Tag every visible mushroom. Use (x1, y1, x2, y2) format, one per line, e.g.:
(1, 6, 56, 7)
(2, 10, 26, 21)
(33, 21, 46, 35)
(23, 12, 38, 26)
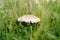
(18, 15, 40, 23)
(17, 15, 40, 40)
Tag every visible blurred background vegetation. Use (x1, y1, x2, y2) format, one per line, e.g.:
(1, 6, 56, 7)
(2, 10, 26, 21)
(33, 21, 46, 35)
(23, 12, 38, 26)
(0, 0, 60, 40)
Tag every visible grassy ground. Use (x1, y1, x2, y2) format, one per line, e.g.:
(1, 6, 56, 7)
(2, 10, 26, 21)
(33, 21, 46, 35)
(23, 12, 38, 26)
(0, 0, 60, 40)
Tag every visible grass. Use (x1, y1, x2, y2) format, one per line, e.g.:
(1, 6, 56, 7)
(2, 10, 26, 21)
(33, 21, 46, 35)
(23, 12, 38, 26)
(0, 0, 60, 40)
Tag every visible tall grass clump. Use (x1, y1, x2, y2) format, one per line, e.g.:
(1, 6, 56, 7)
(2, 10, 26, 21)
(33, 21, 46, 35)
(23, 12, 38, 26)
(0, 0, 60, 40)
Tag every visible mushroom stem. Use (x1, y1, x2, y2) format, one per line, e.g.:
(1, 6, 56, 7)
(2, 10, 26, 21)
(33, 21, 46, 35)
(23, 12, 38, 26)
(30, 25, 32, 40)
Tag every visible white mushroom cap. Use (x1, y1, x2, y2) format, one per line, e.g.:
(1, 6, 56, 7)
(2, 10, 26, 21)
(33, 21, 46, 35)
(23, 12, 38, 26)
(18, 15, 40, 23)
